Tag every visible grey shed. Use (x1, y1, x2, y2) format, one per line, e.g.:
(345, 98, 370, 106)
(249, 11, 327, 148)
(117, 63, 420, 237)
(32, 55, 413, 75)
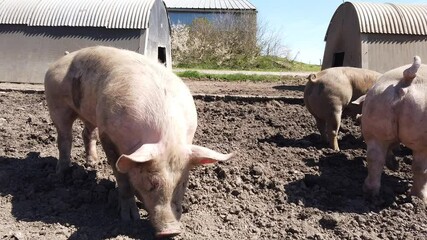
(0, 0, 171, 84)
(322, 1, 427, 73)
(163, 0, 257, 26)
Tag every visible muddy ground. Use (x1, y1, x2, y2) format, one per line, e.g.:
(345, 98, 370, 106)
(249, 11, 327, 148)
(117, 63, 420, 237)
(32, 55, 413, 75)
(0, 78, 426, 240)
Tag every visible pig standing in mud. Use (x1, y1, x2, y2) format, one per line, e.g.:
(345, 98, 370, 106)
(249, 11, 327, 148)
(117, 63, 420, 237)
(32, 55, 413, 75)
(44, 46, 234, 237)
(360, 56, 427, 203)
(304, 67, 381, 150)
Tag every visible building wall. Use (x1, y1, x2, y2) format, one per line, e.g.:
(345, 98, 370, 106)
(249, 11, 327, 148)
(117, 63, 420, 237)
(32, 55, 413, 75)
(361, 34, 427, 73)
(146, 0, 172, 68)
(0, 25, 141, 83)
(322, 4, 361, 70)
(323, 2, 427, 73)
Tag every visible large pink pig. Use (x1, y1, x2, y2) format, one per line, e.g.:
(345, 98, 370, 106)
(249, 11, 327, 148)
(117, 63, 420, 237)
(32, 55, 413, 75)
(361, 56, 427, 203)
(44, 46, 234, 237)
(304, 67, 381, 150)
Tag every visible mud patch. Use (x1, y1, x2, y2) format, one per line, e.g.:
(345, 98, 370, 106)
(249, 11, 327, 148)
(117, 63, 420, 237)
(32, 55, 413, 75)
(0, 81, 426, 239)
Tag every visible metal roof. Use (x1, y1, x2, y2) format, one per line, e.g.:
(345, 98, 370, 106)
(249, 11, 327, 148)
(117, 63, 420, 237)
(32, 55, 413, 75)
(163, 0, 256, 11)
(348, 2, 427, 35)
(0, 0, 157, 29)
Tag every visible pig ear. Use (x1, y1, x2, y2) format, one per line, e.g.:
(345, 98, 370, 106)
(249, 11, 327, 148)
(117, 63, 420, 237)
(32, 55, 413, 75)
(352, 95, 366, 105)
(116, 144, 160, 173)
(189, 145, 234, 166)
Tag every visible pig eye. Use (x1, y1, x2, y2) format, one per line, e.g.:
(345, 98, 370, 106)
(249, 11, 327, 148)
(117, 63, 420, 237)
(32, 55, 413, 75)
(148, 185, 156, 192)
(146, 176, 161, 192)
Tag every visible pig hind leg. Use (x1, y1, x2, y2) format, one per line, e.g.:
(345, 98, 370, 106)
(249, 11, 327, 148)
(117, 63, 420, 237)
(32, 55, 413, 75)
(363, 140, 391, 198)
(411, 152, 427, 203)
(385, 143, 399, 171)
(49, 107, 78, 174)
(82, 122, 98, 168)
(326, 108, 342, 151)
(99, 134, 140, 221)
(314, 117, 327, 142)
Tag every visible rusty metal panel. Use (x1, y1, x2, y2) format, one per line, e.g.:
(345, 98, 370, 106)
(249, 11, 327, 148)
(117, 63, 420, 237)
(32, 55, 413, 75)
(352, 2, 427, 35)
(163, 0, 256, 10)
(0, 0, 156, 29)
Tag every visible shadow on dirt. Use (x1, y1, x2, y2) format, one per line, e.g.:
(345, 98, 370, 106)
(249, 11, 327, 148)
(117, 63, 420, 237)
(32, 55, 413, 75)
(259, 133, 325, 149)
(273, 85, 305, 92)
(0, 152, 157, 240)
(259, 132, 365, 151)
(284, 152, 410, 214)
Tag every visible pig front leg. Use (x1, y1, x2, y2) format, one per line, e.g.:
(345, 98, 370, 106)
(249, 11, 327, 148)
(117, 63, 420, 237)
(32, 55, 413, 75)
(82, 122, 99, 168)
(363, 140, 389, 197)
(111, 166, 141, 221)
(100, 134, 140, 221)
(411, 152, 427, 203)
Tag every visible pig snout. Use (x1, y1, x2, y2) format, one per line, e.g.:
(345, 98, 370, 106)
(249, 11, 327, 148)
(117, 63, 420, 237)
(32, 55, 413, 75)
(155, 221, 182, 238)
(151, 204, 183, 238)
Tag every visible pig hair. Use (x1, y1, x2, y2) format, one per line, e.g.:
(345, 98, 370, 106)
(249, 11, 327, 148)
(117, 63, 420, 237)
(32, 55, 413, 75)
(402, 56, 421, 84)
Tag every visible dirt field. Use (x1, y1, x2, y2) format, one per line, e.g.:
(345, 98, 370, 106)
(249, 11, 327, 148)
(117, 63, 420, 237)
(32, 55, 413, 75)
(0, 79, 426, 240)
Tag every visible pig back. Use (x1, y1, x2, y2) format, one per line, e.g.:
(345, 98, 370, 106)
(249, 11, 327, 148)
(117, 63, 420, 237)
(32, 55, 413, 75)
(46, 46, 197, 153)
(340, 67, 381, 101)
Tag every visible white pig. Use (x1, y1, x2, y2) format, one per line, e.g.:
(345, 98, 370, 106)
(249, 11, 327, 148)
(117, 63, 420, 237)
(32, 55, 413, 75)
(44, 46, 234, 237)
(304, 67, 381, 150)
(360, 56, 427, 203)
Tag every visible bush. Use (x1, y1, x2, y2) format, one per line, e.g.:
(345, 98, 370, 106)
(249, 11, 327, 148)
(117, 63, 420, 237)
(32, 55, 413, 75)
(171, 13, 259, 69)
(171, 14, 320, 72)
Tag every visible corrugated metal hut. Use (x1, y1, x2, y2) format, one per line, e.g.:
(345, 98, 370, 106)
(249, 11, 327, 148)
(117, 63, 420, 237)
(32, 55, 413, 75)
(163, 0, 257, 26)
(0, 0, 171, 84)
(322, 2, 427, 73)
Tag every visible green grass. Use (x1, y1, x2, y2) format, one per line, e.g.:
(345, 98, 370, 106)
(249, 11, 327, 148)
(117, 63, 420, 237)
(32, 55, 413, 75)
(174, 55, 321, 72)
(176, 71, 300, 82)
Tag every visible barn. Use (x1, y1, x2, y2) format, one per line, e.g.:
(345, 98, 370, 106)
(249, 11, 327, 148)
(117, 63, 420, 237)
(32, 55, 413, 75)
(322, 2, 427, 73)
(163, 0, 257, 26)
(0, 0, 171, 84)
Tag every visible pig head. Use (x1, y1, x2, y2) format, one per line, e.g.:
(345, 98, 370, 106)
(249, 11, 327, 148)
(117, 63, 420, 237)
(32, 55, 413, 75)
(44, 46, 234, 237)
(361, 56, 427, 203)
(304, 67, 381, 150)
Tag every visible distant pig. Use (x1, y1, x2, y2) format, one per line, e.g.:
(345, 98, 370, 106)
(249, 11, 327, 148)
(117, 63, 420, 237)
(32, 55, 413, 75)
(304, 67, 381, 150)
(44, 46, 234, 237)
(360, 56, 427, 203)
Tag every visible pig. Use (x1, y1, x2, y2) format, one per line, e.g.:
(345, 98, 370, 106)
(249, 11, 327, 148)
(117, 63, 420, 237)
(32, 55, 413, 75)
(303, 67, 381, 150)
(360, 56, 427, 203)
(44, 46, 234, 237)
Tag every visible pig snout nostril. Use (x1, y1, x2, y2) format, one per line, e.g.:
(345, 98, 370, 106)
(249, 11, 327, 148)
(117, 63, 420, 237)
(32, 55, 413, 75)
(155, 221, 182, 238)
(155, 231, 181, 238)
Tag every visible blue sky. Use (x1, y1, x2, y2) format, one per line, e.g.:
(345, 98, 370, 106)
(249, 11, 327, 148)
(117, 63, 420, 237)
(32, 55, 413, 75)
(250, 0, 427, 65)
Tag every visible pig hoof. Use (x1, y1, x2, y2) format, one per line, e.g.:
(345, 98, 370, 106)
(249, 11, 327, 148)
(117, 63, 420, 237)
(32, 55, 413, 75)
(55, 161, 72, 174)
(363, 183, 380, 199)
(385, 157, 399, 171)
(410, 188, 427, 204)
(85, 155, 98, 167)
(84, 161, 96, 170)
(119, 198, 140, 221)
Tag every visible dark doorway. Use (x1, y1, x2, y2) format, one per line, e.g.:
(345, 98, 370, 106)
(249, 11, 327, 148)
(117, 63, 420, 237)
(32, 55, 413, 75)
(158, 47, 166, 66)
(332, 52, 345, 67)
